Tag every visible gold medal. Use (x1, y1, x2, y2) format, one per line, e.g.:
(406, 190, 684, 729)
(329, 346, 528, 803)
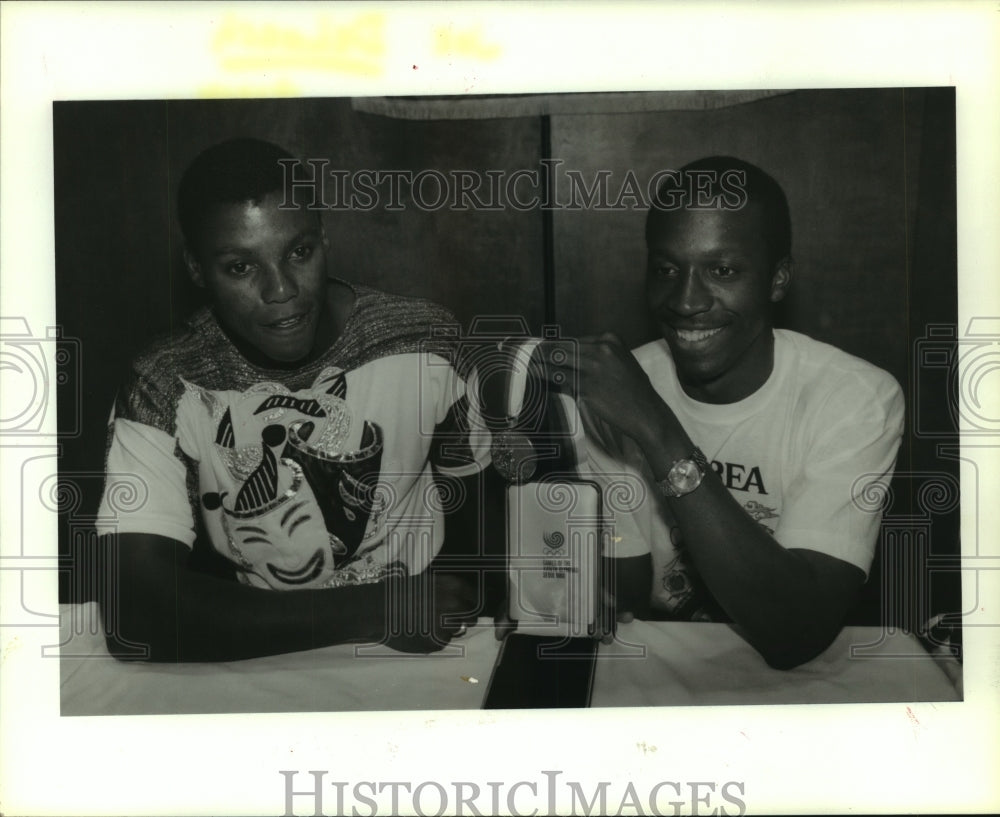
(491, 429, 537, 484)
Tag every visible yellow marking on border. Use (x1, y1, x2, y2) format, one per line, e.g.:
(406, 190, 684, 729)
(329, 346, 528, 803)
(211, 12, 386, 78)
(433, 24, 502, 61)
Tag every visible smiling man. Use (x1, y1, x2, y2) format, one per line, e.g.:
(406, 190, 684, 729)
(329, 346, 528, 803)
(96, 139, 489, 661)
(546, 156, 904, 669)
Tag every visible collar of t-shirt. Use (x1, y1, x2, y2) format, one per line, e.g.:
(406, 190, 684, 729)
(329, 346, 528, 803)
(659, 329, 793, 426)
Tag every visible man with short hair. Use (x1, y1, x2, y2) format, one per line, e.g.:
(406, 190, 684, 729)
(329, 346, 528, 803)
(98, 138, 489, 661)
(543, 156, 904, 669)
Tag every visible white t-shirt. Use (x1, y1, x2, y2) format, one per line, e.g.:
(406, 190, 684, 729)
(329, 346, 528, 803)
(96, 282, 490, 591)
(583, 329, 904, 617)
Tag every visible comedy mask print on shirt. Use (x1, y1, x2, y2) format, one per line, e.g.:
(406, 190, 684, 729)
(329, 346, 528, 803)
(190, 367, 391, 589)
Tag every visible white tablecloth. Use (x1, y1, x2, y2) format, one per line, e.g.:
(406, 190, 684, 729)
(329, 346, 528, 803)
(59, 603, 960, 715)
(592, 619, 961, 706)
(59, 603, 498, 715)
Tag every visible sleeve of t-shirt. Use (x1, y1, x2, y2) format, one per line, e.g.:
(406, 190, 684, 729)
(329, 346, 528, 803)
(421, 354, 492, 478)
(774, 371, 905, 577)
(94, 410, 197, 548)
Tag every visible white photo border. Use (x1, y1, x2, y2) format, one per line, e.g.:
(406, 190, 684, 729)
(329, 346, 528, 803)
(1, 2, 998, 815)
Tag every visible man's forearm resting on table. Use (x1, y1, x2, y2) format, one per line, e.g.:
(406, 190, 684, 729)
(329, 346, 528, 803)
(638, 406, 865, 670)
(100, 533, 393, 662)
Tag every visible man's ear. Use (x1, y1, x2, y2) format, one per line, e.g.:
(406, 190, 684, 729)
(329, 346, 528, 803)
(769, 257, 792, 303)
(184, 247, 205, 288)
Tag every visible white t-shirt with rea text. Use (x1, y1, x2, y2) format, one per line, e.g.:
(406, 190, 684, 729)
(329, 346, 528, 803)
(583, 329, 905, 617)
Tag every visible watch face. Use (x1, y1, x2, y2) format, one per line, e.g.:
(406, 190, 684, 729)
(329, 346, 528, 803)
(667, 458, 702, 494)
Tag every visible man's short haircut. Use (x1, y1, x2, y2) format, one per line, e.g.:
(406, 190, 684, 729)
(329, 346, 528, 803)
(177, 137, 300, 252)
(646, 156, 792, 268)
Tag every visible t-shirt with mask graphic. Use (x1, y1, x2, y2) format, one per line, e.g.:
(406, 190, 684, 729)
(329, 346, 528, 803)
(582, 329, 904, 620)
(97, 280, 490, 591)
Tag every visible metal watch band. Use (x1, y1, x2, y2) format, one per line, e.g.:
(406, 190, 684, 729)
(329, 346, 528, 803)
(657, 446, 709, 498)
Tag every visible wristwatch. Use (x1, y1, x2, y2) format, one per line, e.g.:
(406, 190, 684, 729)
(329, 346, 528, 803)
(657, 447, 709, 498)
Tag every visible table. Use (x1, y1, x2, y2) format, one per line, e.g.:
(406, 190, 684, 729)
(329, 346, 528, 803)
(59, 602, 960, 715)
